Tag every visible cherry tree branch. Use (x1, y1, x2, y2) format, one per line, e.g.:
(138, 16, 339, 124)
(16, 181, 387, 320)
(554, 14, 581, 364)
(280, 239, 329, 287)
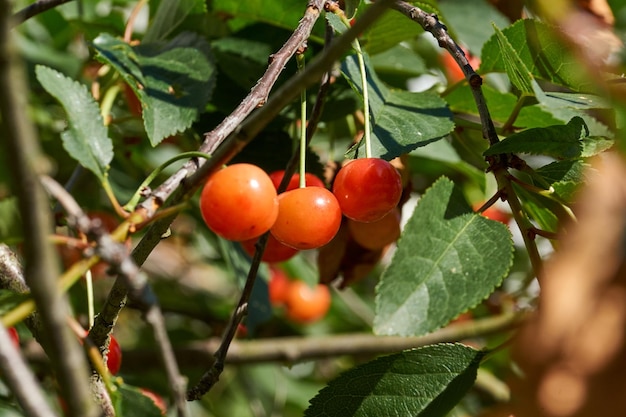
(117, 311, 526, 369)
(0, 1, 98, 415)
(40, 176, 189, 417)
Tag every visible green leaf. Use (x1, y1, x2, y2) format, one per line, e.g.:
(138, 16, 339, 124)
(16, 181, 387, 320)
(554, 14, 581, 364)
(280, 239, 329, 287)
(374, 178, 513, 337)
(483, 116, 588, 159)
(93, 32, 216, 145)
(480, 19, 593, 92)
(304, 343, 484, 417)
(492, 24, 534, 95)
(0, 291, 31, 316)
(535, 160, 587, 201)
(213, 0, 318, 34)
(144, 0, 207, 42)
(112, 384, 164, 417)
(342, 54, 454, 160)
(438, 0, 508, 54)
(363, 2, 441, 55)
(35, 65, 113, 181)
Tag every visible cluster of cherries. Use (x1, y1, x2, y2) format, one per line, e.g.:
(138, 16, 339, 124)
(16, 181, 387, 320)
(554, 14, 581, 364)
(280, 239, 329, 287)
(198, 157, 404, 260)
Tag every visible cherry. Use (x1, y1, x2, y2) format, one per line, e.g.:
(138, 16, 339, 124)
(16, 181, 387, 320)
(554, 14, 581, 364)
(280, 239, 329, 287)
(139, 388, 167, 415)
(348, 208, 401, 250)
(106, 335, 122, 375)
(199, 164, 279, 241)
(268, 265, 291, 306)
(123, 83, 143, 117)
(332, 158, 402, 223)
(271, 187, 342, 250)
(240, 234, 298, 263)
(8, 327, 19, 348)
(285, 280, 331, 323)
(268, 170, 325, 192)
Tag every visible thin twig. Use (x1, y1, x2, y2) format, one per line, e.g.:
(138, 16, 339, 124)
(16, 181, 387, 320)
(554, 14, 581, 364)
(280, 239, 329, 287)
(0, 1, 98, 415)
(11, 0, 73, 25)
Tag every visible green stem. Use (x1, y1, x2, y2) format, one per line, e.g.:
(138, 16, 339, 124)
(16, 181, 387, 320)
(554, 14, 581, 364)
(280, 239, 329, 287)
(297, 53, 307, 188)
(100, 83, 120, 126)
(123, 151, 212, 212)
(337, 12, 371, 158)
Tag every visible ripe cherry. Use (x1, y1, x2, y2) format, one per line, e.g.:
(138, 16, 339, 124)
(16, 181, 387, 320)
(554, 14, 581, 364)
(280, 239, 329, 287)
(268, 170, 325, 192)
(106, 335, 122, 375)
(348, 208, 401, 250)
(200, 164, 279, 241)
(285, 280, 331, 323)
(271, 187, 342, 250)
(240, 234, 298, 263)
(474, 202, 511, 225)
(268, 265, 290, 306)
(333, 158, 402, 223)
(441, 47, 481, 84)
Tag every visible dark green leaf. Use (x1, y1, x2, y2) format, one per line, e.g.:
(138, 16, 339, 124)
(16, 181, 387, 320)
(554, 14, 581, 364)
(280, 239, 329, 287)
(0, 291, 31, 316)
(535, 160, 587, 201)
(35, 65, 113, 181)
(213, 0, 317, 34)
(483, 117, 588, 159)
(112, 384, 164, 417)
(144, 0, 207, 42)
(374, 178, 513, 336)
(304, 343, 484, 417)
(342, 55, 453, 160)
(480, 19, 593, 92)
(93, 32, 216, 145)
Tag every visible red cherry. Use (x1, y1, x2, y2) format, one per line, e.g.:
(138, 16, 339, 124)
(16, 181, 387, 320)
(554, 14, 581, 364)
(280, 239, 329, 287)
(441, 48, 481, 84)
(268, 170, 325, 192)
(271, 187, 342, 250)
(123, 83, 143, 117)
(332, 158, 403, 223)
(199, 164, 279, 241)
(348, 208, 401, 250)
(139, 388, 167, 415)
(268, 265, 290, 306)
(240, 234, 298, 263)
(285, 280, 331, 323)
(474, 202, 511, 225)
(106, 335, 122, 375)
(8, 327, 19, 348)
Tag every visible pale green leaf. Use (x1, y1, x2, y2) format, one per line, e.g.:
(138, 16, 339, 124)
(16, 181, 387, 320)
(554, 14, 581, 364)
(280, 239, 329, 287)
(35, 65, 113, 181)
(305, 343, 484, 417)
(374, 178, 513, 336)
(492, 23, 534, 95)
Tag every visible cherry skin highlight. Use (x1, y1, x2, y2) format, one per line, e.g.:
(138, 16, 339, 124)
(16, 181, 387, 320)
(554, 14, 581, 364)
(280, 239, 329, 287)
(333, 158, 403, 223)
(106, 335, 122, 375)
(271, 187, 342, 250)
(199, 164, 279, 241)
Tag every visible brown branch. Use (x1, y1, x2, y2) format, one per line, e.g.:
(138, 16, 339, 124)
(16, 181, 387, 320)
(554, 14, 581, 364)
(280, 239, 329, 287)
(115, 311, 527, 370)
(387, 0, 500, 148)
(40, 176, 189, 417)
(11, 0, 73, 25)
(0, 0, 98, 415)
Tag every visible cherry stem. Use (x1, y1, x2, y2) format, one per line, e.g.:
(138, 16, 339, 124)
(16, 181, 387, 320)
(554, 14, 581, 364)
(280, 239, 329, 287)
(297, 52, 307, 188)
(337, 11, 372, 158)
